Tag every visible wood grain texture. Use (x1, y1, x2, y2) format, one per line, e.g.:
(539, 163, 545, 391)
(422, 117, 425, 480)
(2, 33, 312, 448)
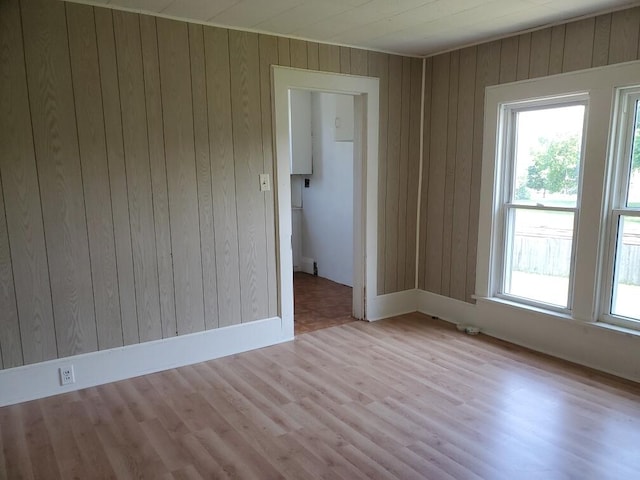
(113, 10, 162, 343)
(425, 53, 450, 293)
(405, 58, 422, 289)
(319, 43, 341, 73)
(608, 8, 640, 64)
(499, 36, 518, 83)
(21, 0, 97, 358)
(189, 23, 220, 331)
(277, 36, 290, 66)
(529, 28, 550, 78)
(67, 3, 123, 351)
(592, 14, 611, 67)
(516, 33, 531, 80)
(467, 41, 500, 302)
(258, 34, 279, 318)
(307, 42, 319, 70)
(229, 30, 269, 323)
(3, 314, 639, 479)
(548, 25, 566, 75)
(139, 15, 178, 339)
(396, 57, 411, 290)
(0, 0, 51, 367)
(441, 50, 460, 298)
(350, 48, 368, 76)
(0, 176, 22, 369)
(204, 26, 242, 328)
(563, 18, 595, 72)
(449, 47, 476, 301)
(417, 58, 432, 291)
(368, 52, 389, 295)
(384, 55, 403, 294)
(94, 7, 139, 346)
(340, 46, 351, 74)
(289, 38, 308, 69)
(157, 18, 206, 335)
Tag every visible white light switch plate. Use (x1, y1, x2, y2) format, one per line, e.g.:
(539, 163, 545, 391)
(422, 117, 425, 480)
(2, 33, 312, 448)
(259, 173, 270, 191)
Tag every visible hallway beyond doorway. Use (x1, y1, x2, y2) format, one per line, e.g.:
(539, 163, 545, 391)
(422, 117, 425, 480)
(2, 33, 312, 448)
(294, 273, 355, 335)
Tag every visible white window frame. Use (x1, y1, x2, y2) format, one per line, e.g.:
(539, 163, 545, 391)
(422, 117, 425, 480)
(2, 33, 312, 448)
(476, 60, 640, 330)
(497, 97, 588, 313)
(601, 88, 640, 330)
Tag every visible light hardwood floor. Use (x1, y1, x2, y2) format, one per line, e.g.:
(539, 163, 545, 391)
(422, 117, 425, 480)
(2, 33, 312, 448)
(1, 313, 639, 479)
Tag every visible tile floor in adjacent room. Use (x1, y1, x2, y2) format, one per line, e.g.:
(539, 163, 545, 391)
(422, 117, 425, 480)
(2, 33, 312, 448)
(293, 272, 356, 335)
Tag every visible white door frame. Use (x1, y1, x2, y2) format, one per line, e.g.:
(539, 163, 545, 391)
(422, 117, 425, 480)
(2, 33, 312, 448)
(272, 66, 379, 339)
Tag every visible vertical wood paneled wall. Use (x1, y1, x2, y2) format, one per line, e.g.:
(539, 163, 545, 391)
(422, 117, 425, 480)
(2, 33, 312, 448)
(0, 0, 419, 369)
(418, 6, 640, 304)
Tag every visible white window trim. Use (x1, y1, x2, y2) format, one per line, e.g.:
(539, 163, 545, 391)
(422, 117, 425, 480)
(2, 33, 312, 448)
(476, 60, 640, 327)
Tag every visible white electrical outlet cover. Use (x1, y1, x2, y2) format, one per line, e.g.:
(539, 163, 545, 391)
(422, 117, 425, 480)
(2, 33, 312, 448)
(60, 365, 75, 385)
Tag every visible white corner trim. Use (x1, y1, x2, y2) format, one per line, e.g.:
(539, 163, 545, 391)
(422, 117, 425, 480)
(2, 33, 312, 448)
(367, 289, 418, 321)
(0, 317, 288, 407)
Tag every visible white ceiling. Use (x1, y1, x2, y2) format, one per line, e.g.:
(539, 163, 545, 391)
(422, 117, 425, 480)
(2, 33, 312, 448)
(87, 0, 639, 56)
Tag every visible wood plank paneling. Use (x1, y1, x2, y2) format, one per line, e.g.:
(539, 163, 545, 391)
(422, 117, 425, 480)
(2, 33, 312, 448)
(0, 0, 54, 366)
(418, 58, 432, 291)
(113, 10, 162, 342)
(529, 29, 551, 78)
(467, 41, 500, 302)
(441, 51, 459, 297)
(204, 26, 242, 328)
(157, 18, 206, 335)
(67, 3, 123, 350)
(608, 8, 640, 64)
(405, 58, 422, 289)
(499, 36, 518, 84)
(340, 46, 351, 74)
(350, 49, 368, 76)
(289, 39, 308, 69)
(449, 47, 476, 301)
(368, 52, 389, 295)
(189, 23, 220, 331)
(307, 42, 319, 70)
(319, 44, 341, 73)
(94, 8, 139, 346)
(21, 0, 97, 357)
(139, 15, 177, 339)
(0, 177, 22, 369)
(548, 25, 566, 75)
(258, 34, 280, 318)
(516, 33, 530, 80)
(563, 18, 595, 72)
(592, 14, 611, 67)
(425, 53, 450, 293)
(384, 56, 403, 294)
(229, 31, 269, 322)
(277, 37, 290, 66)
(396, 57, 411, 290)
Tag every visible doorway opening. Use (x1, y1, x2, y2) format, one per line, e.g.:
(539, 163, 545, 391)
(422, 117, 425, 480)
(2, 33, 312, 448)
(290, 90, 356, 334)
(272, 67, 380, 340)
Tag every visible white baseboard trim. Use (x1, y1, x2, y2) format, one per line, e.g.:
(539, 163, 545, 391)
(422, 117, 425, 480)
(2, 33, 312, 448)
(367, 289, 418, 321)
(417, 289, 640, 383)
(300, 256, 314, 275)
(0, 317, 288, 407)
(417, 289, 476, 326)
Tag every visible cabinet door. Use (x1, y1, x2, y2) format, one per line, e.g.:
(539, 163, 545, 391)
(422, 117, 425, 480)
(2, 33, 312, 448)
(290, 89, 312, 174)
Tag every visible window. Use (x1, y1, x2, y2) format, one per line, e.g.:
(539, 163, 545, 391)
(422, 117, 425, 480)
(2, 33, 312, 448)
(477, 61, 640, 331)
(500, 100, 586, 310)
(603, 89, 640, 329)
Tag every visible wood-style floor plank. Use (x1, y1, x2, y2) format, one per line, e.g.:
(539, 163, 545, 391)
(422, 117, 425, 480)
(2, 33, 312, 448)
(2, 313, 639, 479)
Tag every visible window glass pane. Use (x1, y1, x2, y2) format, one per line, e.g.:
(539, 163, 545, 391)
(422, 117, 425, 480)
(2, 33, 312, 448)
(628, 100, 640, 208)
(611, 215, 640, 321)
(503, 208, 574, 307)
(512, 105, 585, 207)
